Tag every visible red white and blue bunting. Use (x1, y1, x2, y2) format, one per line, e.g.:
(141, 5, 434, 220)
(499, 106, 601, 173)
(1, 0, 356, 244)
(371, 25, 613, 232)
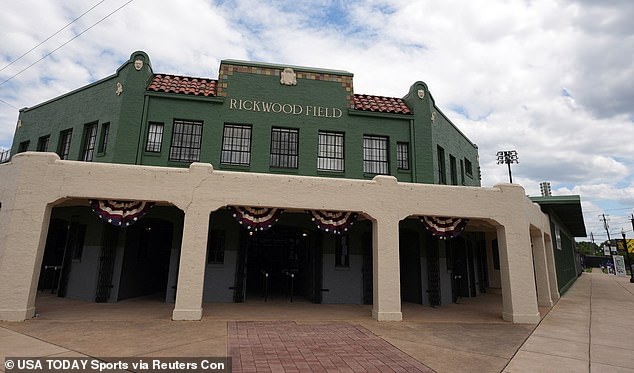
(229, 206, 284, 232)
(90, 200, 155, 227)
(421, 216, 468, 240)
(307, 210, 358, 235)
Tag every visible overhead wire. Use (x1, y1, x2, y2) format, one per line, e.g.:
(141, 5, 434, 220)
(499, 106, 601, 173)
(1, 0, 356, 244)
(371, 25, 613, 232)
(0, 0, 106, 73)
(0, 0, 134, 88)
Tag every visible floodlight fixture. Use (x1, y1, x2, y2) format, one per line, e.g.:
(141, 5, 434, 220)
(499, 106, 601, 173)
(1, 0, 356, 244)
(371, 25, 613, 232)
(496, 150, 518, 183)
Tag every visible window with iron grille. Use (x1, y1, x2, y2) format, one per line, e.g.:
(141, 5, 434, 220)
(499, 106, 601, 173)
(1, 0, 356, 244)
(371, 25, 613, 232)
(363, 135, 389, 174)
(81, 123, 98, 161)
(207, 230, 225, 264)
(18, 140, 30, 153)
(169, 119, 202, 162)
(450, 155, 458, 185)
(270, 127, 299, 168)
(318, 131, 344, 171)
(146, 122, 164, 153)
(37, 135, 50, 152)
(465, 158, 473, 177)
(57, 129, 73, 160)
(98, 123, 109, 153)
(221, 123, 252, 166)
(437, 145, 446, 184)
(397, 142, 409, 170)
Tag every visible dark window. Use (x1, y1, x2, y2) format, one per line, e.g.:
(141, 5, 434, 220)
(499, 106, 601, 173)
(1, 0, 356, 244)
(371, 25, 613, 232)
(465, 158, 473, 177)
(318, 131, 344, 171)
(221, 124, 252, 166)
(437, 145, 446, 184)
(169, 119, 202, 162)
(207, 230, 225, 264)
(460, 159, 465, 185)
(146, 122, 164, 153)
(98, 123, 110, 153)
(335, 235, 350, 268)
(81, 123, 98, 162)
(270, 127, 299, 168)
(57, 129, 73, 160)
(70, 223, 87, 262)
(363, 135, 389, 174)
(397, 142, 409, 170)
(450, 155, 458, 185)
(37, 135, 50, 152)
(492, 239, 500, 270)
(17, 141, 29, 153)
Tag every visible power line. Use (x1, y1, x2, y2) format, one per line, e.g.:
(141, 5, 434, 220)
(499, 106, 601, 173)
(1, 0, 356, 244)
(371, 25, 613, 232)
(0, 0, 134, 87)
(0, 0, 106, 73)
(0, 98, 18, 110)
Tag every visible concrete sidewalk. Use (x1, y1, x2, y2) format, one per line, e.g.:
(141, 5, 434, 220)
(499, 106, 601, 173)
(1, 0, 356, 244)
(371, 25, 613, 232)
(1, 271, 633, 372)
(504, 271, 634, 372)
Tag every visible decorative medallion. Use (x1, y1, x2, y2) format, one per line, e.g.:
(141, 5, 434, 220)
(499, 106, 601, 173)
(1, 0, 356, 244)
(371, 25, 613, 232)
(417, 89, 425, 99)
(16, 119, 22, 128)
(116, 82, 123, 96)
(134, 59, 143, 71)
(280, 67, 297, 86)
(431, 111, 437, 123)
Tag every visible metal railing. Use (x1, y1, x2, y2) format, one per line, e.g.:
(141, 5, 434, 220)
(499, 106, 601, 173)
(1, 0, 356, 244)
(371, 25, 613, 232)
(0, 149, 10, 164)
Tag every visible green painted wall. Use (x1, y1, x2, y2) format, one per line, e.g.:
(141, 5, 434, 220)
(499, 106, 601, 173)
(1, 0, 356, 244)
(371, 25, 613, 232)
(9, 51, 481, 186)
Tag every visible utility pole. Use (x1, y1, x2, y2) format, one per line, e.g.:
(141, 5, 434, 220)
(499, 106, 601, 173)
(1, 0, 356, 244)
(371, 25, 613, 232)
(601, 214, 612, 254)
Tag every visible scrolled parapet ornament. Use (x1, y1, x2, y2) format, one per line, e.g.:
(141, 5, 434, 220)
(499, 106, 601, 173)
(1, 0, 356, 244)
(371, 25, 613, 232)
(280, 67, 297, 86)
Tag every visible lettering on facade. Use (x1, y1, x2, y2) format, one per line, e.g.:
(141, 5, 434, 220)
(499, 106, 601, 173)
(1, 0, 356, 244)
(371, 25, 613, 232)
(229, 98, 343, 119)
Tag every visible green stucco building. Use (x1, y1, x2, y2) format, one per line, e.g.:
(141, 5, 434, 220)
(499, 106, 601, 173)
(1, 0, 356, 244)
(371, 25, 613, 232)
(10, 51, 480, 187)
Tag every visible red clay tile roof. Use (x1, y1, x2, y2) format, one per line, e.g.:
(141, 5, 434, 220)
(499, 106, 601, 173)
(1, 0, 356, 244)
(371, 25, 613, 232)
(147, 74, 217, 96)
(352, 94, 412, 115)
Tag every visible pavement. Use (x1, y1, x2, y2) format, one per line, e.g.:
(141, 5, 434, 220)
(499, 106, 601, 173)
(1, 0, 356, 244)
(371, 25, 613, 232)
(0, 270, 632, 372)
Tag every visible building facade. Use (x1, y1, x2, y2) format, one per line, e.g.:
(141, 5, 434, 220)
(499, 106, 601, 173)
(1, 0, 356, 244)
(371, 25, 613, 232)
(0, 51, 572, 323)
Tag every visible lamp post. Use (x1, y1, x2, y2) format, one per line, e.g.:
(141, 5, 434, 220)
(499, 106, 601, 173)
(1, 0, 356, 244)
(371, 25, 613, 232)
(496, 150, 519, 183)
(622, 229, 634, 283)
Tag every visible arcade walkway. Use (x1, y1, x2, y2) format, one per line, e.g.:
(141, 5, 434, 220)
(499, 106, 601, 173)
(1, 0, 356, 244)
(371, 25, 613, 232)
(1, 271, 632, 372)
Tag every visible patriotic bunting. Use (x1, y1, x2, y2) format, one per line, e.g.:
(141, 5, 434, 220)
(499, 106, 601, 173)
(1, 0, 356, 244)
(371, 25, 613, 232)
(90, 200, 155, 227)
(421, 216, 468, 240)
(229, 206, 284, 231)
(307, 210, 358, 235)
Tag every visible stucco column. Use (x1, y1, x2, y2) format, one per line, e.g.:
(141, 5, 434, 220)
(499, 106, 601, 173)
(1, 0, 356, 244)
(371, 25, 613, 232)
(531, 228, 553, 307)
(371, 215, 402, 321)
(497, 225, 540, 323)
(172, 205, 209, 321)
(544, 235, 560, 301)
(0, 203, 51, 321)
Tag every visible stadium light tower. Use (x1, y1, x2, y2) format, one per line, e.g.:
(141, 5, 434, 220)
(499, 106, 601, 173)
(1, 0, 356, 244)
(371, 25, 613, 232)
(496, 150, 518, 183)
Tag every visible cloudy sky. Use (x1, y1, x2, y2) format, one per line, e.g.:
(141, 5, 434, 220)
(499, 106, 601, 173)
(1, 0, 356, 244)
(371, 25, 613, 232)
(1, 0, 632, 241)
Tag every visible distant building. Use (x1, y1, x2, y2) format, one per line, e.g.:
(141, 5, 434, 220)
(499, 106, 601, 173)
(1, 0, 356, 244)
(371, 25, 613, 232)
(0, 51, 581, 323)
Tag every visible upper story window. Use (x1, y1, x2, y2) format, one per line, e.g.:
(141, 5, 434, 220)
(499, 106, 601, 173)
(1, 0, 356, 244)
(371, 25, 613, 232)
(98, 123, 110, 154)
(465, 158, 473, 177)
(169, 119, 202, 162)
(270, 127, 299, 169)
(221, 123, 252, 166)
(318, 131, 344, 172)
(437, 145, 446, 184)
(397, 142, 409, 170)
(37, 135, 50, 152)
(17, 140, 30, 153)
(146, 122, 164, 153)
(81, 122, 98, 162)
(449, 154, 458, 185)
(57, 129, 73, 160)
(363, 135, 389, 175)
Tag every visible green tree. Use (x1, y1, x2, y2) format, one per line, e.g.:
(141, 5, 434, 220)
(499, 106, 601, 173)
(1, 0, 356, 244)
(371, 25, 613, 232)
(576, 241, 599, 255)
